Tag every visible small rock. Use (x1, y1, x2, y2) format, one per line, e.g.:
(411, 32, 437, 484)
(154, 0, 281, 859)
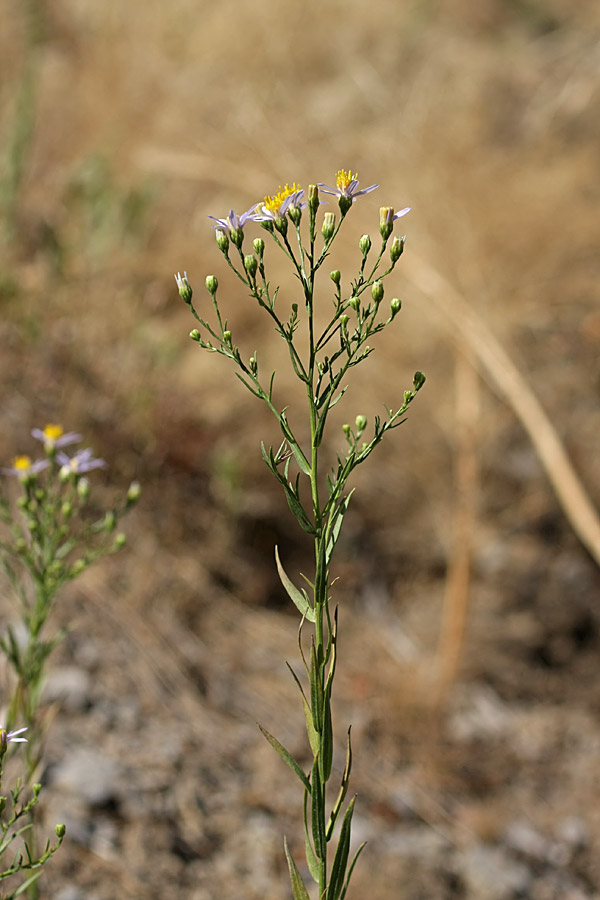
(43, 666, 91, 712)
(461, 844, 531, 900)
(50, 747, 121, 807)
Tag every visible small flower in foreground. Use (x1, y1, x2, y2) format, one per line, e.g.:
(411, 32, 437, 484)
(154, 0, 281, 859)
(175, 271, 193, 304)
(379, 205, 411, 240)
(57, 448, 106, 476)
(208, 207, 262, 247)
(259, 183, 307, 226)
(0, 727, 28, 746)
(1, 455, 49, 479)
(319, 169, 378, 214)
(32, 424, 82, 451)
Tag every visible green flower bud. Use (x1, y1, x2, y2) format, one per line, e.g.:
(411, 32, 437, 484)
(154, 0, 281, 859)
(175, 272, 193, 304)
(77, 477, 90, 501)
(55, 824, 66, 838)
(340, 313, 349, 327)
(289, 205, 302, 226)
(390, 297, 402, 317)
(215, 229, 229, 254)
(70, 559, 86, 576)
(371, 280, 384, 303)
(359, 234, 371, 256)
(308, 183, 320, 215)
(348, 296, 359, 311)
(190, 329, 201, 342)
(390, 235, 405, 264)
(15, 538, 27, 553)
(249, 355, 258, 375)
(205, 275, 218, 295)
(244, 254, 258, 278)
(413, 371, 426, 391)
(230, 226, 244, 248)
(61, 501, 72, 519)
(104, 511, 116, 533)
(223, 330, 232, 344)
(126, 481, 141, 505)
(342, 423, 351, 435)
(17, 496, 27, 510)
(322, 212, 336, 241)
(253, 237, 265, 259)
(355, 415, 367, 434)
(379, 207, 394, 241)
(114, 533, 127, 549)
(330, 269, 341, 286)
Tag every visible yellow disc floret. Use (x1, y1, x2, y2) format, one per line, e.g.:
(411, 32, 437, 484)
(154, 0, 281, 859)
(335, 170, 358, 192)
(263, 182, 302, 216)
(13, 455, 32, 471)
(43, 424, 64, 442)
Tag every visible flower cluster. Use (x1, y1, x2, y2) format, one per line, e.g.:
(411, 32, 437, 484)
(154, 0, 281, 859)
(2, 425, 104, 482)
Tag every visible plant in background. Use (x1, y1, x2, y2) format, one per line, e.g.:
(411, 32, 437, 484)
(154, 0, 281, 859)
(0, 727, 64, 899)
(0, 425, 140, 897)
(177, 170, 424, 900)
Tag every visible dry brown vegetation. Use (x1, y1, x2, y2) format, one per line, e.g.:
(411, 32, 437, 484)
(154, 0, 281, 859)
(1, 0, 600, 898)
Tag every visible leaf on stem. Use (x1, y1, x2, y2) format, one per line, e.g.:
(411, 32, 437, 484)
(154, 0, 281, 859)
(286, 662, 320, 757)
(275, 546, 316, 622)
(257, 723, 311, 793)
(284, 836, 312, 900)
(328, 796, 357, 900)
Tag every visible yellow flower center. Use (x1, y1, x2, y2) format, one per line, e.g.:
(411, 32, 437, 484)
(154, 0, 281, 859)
(263, 182, 301, 215)
(13, 455, 32, 471)
(43, 424, 64, 441)
(335, 169, 358, 192)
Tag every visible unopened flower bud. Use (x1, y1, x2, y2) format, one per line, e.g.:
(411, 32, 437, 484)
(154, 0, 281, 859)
(308, 184, 320, 215)
(390, 235, 405, 264)
(77, 477, 90, 501)
(127, 481, 141, 505)
(340, 314, 349, 328)
(55, 824, 66, 838)
(342, 423, 351, 435)
(355, 415, 367, 434)
(359, 234, 371, 256)
(348, 296, 359, 311)
(330, 270, 341, 285)
(289, 205, 302, 226)
(175, 272, 193, 304)
(244, 254, 258, 278)
(114, 533, 127, 549)
(190, 329, 201, 342)
(215, 229, 229, 254)
(322, 212, 336, 241)
(104, 511, 116, 533)
(249, 355, 258, 375)
(71, 559, 86, 576)
(253, 237, 265, 259)
(379, 207, 394, 241)
(371, 280, 384, 304)
(223, 330, 232, 344)
(390, 297, 402, 317)
(205, 275, 218, 295)
(61, 502, 72, 519)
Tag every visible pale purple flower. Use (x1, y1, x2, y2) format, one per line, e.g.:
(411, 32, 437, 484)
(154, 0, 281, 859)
(0, 727, 28, 744)
(1, 455, 49, 478)
(208, 207, 262, 234)
(258, 184, 308, 222)
(318, 169, 379, 203)
(392, 207, 411, 220)
(57, 448, 106, 475)
(32, 425, 82, 451)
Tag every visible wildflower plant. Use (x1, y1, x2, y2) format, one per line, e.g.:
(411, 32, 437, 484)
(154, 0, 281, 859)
(0, 727, 64, 899)
(177, 170, 424, 900)
(0, 425, 140, 779)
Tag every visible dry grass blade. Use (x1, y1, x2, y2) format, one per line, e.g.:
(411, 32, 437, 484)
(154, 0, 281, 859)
(404, 253, 600, 570)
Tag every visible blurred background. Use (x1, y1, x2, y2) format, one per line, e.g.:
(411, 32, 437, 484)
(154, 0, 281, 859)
(1, 0, 600, 897)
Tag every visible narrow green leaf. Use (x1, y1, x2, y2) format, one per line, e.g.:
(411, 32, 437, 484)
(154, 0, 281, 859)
(326, 491, 355, 564)
(283, 483, 316, 534)
(309, 640, 323, 733)
(275, 547, 316, 622)
(303, 791, 321, 883)
(340, 842, 367, 900)
(321, 695, 333, 783)
(311, 756, 326, 861)
(258, 724, 311, 792)
(288, 441, 312, 477)
(284, 836, 312, 900)
(328, 796, 356, 900)
(327, 727, 353, 839)
(286, 662, 320, 757)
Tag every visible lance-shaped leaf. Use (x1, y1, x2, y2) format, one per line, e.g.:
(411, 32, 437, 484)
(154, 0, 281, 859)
(325, 490, 355, 565)
(284, 836, 312, 900)
(275, 547, 316, 622)
(327, 796, 357, 900)
(258, 723, 311, 793)
(280, 412, 312, 476)
(311, 754, 327, 861)
(304, 790, 321, 883)
(327, 727, 353, 840)
(340, 841, 367, 900)
(287, 662, 320, 757)
(309, 639, 323, 734)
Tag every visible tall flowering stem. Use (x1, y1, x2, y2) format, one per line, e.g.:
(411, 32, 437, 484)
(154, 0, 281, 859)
(177, 172, 424, 900)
